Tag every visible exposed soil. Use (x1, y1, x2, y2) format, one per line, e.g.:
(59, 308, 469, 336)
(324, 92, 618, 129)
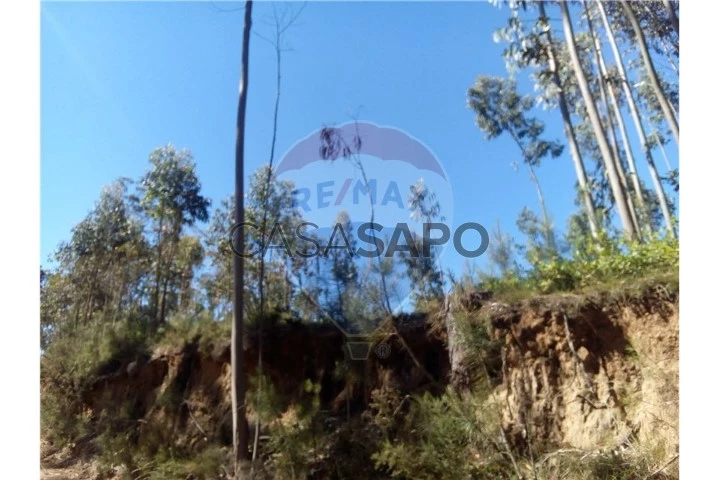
(42, 286, 678, 478)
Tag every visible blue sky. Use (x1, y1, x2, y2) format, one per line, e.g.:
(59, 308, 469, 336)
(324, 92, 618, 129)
(40, 1, 676, 276)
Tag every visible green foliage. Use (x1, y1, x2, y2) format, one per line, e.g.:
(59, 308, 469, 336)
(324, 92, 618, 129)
(138, 145, 210, 226)
(473, 234, 678, 299)
(261, 380, 324, 479)
(139, 445, 230, 480)
(157, 310, 231, 356)
(372, 390, 514, 479)
(469, 77, 563, 166)
(41, 130, 679, 480)
(41, 320, 149, 445)
(531, 233, 678, 294)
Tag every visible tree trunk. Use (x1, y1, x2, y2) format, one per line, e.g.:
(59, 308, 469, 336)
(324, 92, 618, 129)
(654, 131, 673, 172)
(153, 214, 164, 328)
(559, 0, 637, 240)
(159, 275, 170, 325)
(608, 80, 650, 229)
(583, 1, 641, 237)
(443, 296, 471, 390)
(114, 272, 126, 325)
(539, 1, 600, 239)
(585, 2, 650, 231)
(159, 228, 180, 325)
(253, 15, 288, 463)
(663, 0, 679, 35)
(528, 163, 556, 253)
(233, 1, 252, 477)
(620, 0, 679, 144)
(598, 0, 676, 238)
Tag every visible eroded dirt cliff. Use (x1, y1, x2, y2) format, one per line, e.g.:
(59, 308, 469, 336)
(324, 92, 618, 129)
(42, 286, 678, 478)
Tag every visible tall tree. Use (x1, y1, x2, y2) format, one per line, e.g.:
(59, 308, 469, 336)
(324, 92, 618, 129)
(468, 76, 562, 256)
(327, 210, 359, 321)
(582, 1, 641, 237)
(537, 0, 600, 239)
(559, 0, 637, 239)
(319, 124, 393, 314)
(404, 179, 445, 306)
(584, 0, 649, 233)
(138, 145, 210, 328)
(249, 5, 305, 460)
(44, 179, 148, 337)
(597, 0, 676, 238)
(619, 0, 679, 144)
(232, 0, 252, 476)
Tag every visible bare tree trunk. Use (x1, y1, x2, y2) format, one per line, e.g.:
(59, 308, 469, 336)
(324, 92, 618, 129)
(663, 0, 679, 35)
(620, 0, 679, 144)
(654, 131, 673, 172)
(114, 272, 126, 325)
(153, 214, 164, 328)
(510, 126, 556, 253)
(539, 1, 599, 239)
(608, 81, 650, 229)
(585, 2, 649, 232)
(527, 163, 556, 253)
(598, 1, 676, 238)
(159, 275, 170, 325)
(583, 1, 641, 237)
(560, 0, 636, 240)
(233, 1, 252, 477)
(253, 8, 288, 464)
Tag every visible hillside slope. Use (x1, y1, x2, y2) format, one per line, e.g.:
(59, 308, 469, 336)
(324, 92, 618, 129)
(41, 282, 678, 479)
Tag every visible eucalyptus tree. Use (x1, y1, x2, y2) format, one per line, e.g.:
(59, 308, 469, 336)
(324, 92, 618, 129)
(245, 164, 303, 316)
(663, 0, 679, 36)
(172, 235, 204, 314)
(583, 1, 651, 233)
(138, 145, 210, 328)
(42, 178, 149, 347)
(319, 124, 393, 315)
(559, 0, 637, 239)
(619, 0, 679, 144)
(232, 0, 253, 473)
(468, 75, 562, 255)
(404, 179, 445, 306)
(326, 210, 358, 321)
(581, 3, 641, 237)
(597, 0, 676, 238)
(493, 1, 602, 239)
(536, 1, 600, 239)
(203, 195, 236, 320)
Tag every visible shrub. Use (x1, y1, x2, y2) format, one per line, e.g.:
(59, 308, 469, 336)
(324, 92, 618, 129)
(372, 390, 515, 479)
(41, 320, 149, 445)
(470, 235, 678, 299)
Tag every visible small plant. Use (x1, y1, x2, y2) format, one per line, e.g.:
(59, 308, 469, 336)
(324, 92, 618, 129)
(372, 390, 515, 479)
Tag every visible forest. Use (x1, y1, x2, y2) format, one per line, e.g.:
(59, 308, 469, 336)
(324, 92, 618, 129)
(40, 1, 679, 479)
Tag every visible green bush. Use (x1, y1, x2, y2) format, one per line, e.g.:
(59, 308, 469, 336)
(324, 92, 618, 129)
(157, 310, 230, 355)
(41, 320, 149, 445)
(135, 444, 230, 480)
(474, 235, 678, 298)
(531, 234, 678, 294)
(372, 390, 515, 479)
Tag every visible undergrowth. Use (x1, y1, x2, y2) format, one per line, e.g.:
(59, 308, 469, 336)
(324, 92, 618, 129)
(40, 237, 679, 479)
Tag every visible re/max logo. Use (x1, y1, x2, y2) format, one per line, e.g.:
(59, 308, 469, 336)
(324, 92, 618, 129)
(294, 179, 405, 212)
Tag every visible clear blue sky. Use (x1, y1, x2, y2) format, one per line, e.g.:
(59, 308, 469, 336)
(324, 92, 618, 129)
(40, 1, 676, 276)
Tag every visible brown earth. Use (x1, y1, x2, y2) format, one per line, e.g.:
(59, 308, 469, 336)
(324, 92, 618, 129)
(41, 287, 678, 478)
